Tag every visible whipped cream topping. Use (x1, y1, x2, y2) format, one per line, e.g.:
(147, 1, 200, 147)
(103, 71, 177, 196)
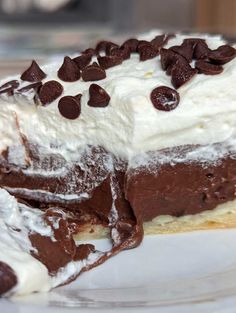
(0, 31, 236, 162)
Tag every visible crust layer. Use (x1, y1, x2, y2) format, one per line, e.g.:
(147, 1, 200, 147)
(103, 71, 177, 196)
(74, 200, 236, 240)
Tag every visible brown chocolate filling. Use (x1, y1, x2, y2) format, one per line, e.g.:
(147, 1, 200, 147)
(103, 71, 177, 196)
(126, 154, 236, 221)
(1, 144, 236, 223)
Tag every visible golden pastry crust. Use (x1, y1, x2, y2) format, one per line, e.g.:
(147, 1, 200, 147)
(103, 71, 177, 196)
(73, 200, 236, 240)
(143, 210, 236, 234)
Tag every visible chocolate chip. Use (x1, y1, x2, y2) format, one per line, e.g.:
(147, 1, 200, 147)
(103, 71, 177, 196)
(170, 41, 194, 62)
(0, 80, 19, 89)
(160, 44, 196, 91)
(151, 35, 166, 50)
(97, 55, 123, 69)
(58, 95, 81, 120)
(95, 41, 108, 53)
(21, 60, 46, 82)
(121, 38, 139, 52)
(88, 84, 110, 107)
(160, 48, 189, 74)
(195, 60, 223, 75)
(0, 261, 17, 295)
(105, 42, 120, 55)
(73, 54, 92, 70)
(0, 80, 19, 95)
(75, 93, 82, 102)
(171, 60, 197, 89)
(58, 56, 81, 82)
(118, 46, 131, 60)
(137, 40, 150, 48)
(17, 82, 42, 93)
(193, 41, 210, 60)
(150, 86, 180, 111)
(151, 34, 175, 50)
(184, 38, 205, 46)
(160, 48, 180, 71)
(165, 63, 175, 76)
(82, 62, 106, 82)
(137, 42, 157, 61)
(166, 55, 190, 76)
(39, 80, 63, 105)
(82, 48, 95, 57)
(165, 33, 176, 42)
(108, 46, 131, 60)
(95, 41, 118, 55)
(208, 45, 236, 65)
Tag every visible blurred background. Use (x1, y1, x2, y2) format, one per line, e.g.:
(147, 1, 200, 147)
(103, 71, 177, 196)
(0, 0, 236, 77)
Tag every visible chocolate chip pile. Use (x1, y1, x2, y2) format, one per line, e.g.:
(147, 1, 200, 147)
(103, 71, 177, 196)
(0, 34, 235, 118)
(160, 39, 236, 88)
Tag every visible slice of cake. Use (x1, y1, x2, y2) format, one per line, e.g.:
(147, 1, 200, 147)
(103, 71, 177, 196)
(0, 31, 236, 296)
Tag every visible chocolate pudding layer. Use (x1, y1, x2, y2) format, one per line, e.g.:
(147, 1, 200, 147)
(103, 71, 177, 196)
(127, 149, 236, 222)
(1, 142, 236, 225)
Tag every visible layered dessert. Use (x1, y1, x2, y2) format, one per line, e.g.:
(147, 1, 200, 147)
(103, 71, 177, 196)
(0, 31, 236, 296)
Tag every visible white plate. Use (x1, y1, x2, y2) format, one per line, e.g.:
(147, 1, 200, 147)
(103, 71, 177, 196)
(2, 230, 236, 313)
